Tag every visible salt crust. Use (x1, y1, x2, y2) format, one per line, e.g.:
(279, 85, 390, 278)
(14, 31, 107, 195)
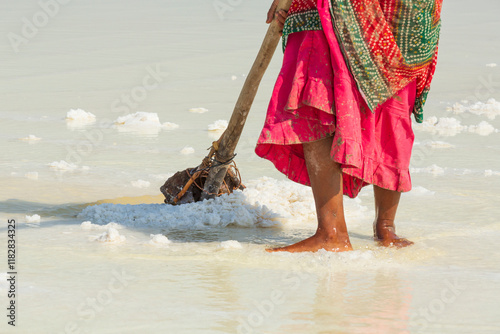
(79, 177, 368, 229)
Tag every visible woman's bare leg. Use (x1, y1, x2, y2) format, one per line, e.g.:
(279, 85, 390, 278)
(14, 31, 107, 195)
(267, 137, 353, 253)
(373, 186, 414, 247)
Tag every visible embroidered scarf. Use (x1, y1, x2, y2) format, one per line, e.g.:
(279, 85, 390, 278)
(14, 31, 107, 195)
(283, 0, 443, 123)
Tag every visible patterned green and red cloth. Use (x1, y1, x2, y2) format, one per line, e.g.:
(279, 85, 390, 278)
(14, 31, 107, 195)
(283, 0, 442, 123)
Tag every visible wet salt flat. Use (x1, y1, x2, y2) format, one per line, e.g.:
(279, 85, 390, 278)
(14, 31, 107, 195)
(1, 0, 500, 333)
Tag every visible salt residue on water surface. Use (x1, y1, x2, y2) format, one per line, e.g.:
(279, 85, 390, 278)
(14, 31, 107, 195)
(407, 186, 435, 196)
(114, 112, 179, 134)
(414, 140, 455, 149)
(450, 99, 500, 120)
(24, 172, 39, 180)
(189, 107, 209, 113)
(48, 160, 89, 172)
(485, 170, 500, 176)
(79, 177, 369, 229)
(415, 116, 498, 136)
(410, 164, 446, 176)
(131, 179, 151, 188)
(180, 146, 195, 155)
(66, 108, 96, 128)
(19, 134, 41, 141)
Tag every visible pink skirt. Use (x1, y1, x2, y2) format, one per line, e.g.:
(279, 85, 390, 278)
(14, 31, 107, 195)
(255, 28, 416, 198)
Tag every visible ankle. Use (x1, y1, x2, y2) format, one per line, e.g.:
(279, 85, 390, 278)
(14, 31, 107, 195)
(374, 219, 397, 237)
(315, 226, 349, 241)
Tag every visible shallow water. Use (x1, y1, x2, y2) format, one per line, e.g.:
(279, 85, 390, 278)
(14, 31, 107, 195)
(1, 0, 500, 333)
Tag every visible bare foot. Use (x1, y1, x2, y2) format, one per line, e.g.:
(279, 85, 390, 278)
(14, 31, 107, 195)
(374, 219, 414, 248)
(266, 231, 353, 253)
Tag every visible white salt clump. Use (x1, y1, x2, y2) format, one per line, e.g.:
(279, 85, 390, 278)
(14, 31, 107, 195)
(94, 227, 126, 243)
(81, 221, 122, 230)
(20, 134, 41, 141)
(180, 146, 195, 155)
(26, 214, 41, 223)
(451, 99, 500, 120)
(208, 120, 228, 131)
(415, 117, 466, 137)
(149, 234, 171, 245)
(486, 63, 497, 67)
(231, 75, 238, 81)
(114, 112, 177, 134)
(66, 109, 96, 127)
(162, 122, 179, 130)
(25, 172, 39, 180)
(115, 111, 159, 127)
(189, 107, 209, 113)
(468, 121, 496, 136)
(450, 102, 467, 114)
(48, 160, 78, 171)
(131, 180, 150, 188)
(219, 240, 243, 249)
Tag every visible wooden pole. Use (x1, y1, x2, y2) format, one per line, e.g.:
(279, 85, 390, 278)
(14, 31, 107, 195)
(202, 0, 293, 200)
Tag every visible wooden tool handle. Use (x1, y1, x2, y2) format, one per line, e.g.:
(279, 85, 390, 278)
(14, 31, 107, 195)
(202, 0, 293, 199)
